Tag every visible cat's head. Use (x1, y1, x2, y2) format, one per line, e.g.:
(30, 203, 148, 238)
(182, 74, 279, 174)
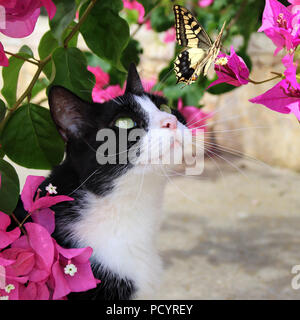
(48, 63, 191, 193)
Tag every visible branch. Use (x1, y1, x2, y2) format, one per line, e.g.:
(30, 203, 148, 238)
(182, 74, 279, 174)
(64, 0, 97, 48)
(4, 51, 39, 66)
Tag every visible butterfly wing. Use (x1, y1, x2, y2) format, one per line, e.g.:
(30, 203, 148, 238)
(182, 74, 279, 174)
(174, 48, 207, 84)
(173, 5, 212, 50)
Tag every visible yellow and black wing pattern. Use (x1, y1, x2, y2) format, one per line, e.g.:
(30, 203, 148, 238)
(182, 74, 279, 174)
(173, 5, 213, 85)
(173, 5, 212, 50)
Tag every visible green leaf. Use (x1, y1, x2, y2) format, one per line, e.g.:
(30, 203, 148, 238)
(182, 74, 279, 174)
(0, 159, 20, 214)
(50, 47, 95, 102)
(137, 0, 156, 15)
(38, 27, 79, 80)
(1, 51, 31, 107)
(1, 104, 65, 170)
(84, 52, 110, 72)
(122, 8, 139, 25)
(19, 45, 34, 58)
(150, 6, 174, 32)
(38, 31, 59, 79)
(31, 78, 49, 99)
(207, 80, 236, 95)
(121, 39, 143, 71)
(0, 99, 6, 122)
(50, 0, 77, 43)
(79, 0, 130, 70)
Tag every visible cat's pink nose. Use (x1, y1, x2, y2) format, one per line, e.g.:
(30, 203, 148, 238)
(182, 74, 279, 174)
(160, 116, 177, 129)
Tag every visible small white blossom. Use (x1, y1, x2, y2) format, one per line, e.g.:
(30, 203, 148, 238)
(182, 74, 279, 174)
(4, 284, 15, 293)
(0, 296, 9, 300)
(45, 183, 57, 195)
(64, 263, 77, 276)
(215, 57, 228, 66)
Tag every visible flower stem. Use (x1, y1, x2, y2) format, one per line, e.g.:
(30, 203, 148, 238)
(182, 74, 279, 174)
(10, 212, 26, 235)
(4, 51, 39, 66)
(64, 0, 97, 48)
(130, 0, 161, 38)
(248, 74, 281, 85)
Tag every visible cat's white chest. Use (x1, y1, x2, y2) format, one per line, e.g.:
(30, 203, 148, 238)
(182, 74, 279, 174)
(72, 170, 166, 298)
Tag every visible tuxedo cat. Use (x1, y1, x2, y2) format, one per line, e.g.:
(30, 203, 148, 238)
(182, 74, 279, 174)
(15, 63, 190, 300)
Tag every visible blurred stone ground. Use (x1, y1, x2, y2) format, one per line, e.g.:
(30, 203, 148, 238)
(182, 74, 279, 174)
(156, 156, 300, 299)
(1, 17, 300, 299)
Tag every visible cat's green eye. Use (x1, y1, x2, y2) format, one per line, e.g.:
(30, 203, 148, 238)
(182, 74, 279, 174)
(160, 104, 172, 114)
(115, 117, 136, 129)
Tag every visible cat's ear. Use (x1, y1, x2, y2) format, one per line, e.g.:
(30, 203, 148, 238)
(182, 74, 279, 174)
(125, 63, 144, 95)
(48, 86, 91, 142)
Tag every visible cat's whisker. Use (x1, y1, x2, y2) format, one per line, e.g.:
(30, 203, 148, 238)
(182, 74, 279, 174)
(68, 168, 101, 196)
(187, 113, 242, 131)
(158, 164, 205, 206)
(152, 69, 174, 93)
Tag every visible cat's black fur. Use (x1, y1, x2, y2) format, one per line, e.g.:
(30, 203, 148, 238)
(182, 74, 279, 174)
(12, 64, 185, 300)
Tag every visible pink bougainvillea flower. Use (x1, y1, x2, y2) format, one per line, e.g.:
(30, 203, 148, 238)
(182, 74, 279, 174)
(92, 84, 124, 103)
(87, 66, 109, 90)
(163, 27, 176, 43)
(258, 0, 298, 55)
(178, 98, 212, 135)
(208, 46, 249, 89)
(11, 223, 55, 278)
(0, 42, 9, 67)
(87, 66, 123, 103)
(88, 65, 163, 103)
(0, 211, 20, 250)
(198, 0, 214, 7)
(0, 222, 54, 300)
(123, 0, 145, 24)
(21, 175, 73, 214)
(20, 175, 73, 234)
(0, 0, 56, 38)
(249, 55, 300, 120)
(50, 242, 98, 300)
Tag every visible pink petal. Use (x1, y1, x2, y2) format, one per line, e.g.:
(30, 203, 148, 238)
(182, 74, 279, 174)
(19, 282, 37, 300)
(198, 0, 214, 7)
(0, 42, 9, 67)
(65, 262, 97, 293)
(31, 208, 55, 235)
(92, 85, 124, 103)
(1, 8, 40, 38)
(51, 261, 71, 300)
(31, 195, 73, 212)
(25, 223, 54, 272)
(8, 250, 35, 276)
(28, 267, 50, 282)
(21, 175, 45, 212)
(56, 243, 93, 263)
(259, 0, 292, 32)
(0, 0, 17, 8)
(249, 80, 300, 118)
(0, 211, 11, 231)
(0, 228, 20, 250)
(88, 66, 110, 89)
(0, 256, 15, 267)
(123, 0, 145, 23)
(36, 282, 50, 300)
(163, 27, 176, 43)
